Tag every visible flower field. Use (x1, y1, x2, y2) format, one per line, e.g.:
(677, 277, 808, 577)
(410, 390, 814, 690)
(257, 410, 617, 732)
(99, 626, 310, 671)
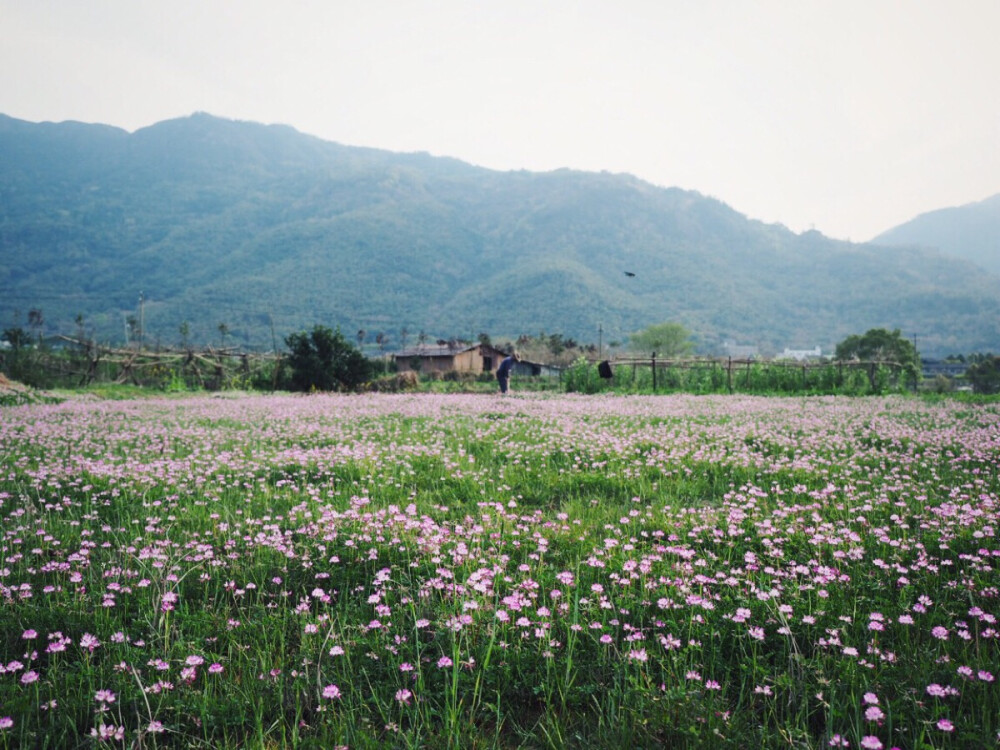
(1, 392, 998, 748)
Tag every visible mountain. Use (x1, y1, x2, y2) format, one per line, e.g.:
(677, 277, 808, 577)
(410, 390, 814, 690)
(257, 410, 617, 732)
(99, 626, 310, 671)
(872, 194, 1000, 276)
(2, 112, 999, 357)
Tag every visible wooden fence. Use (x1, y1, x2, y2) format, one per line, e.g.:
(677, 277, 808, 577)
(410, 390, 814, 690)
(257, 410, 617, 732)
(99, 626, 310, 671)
(13, 336, 282, 390)
(601, 356, 909, 393)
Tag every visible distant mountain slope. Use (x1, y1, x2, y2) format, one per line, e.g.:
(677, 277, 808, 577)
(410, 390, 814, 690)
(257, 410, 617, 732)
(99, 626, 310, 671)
(872, 193, 1000, 274)
(2, 112, 999, 356)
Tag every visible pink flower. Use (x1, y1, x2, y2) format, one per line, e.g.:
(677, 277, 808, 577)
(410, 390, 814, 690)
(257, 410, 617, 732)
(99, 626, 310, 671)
(20, 670, 39, 685)
(90, 724, 124, 741)
(926, 683, 953, 698)
(936, 719, 954, 732)
(322, 684, 341, 699)
(864, 706, 884, 722)
(860, 736, 883, 749)
(437, 656, 453, 669)
(94, 689, 116, 704)
(931, 626, 948, 640)
(395, 688, 412, 705)
(0, 717, 12, 730)
(556, 570, 575, 586)
(185, 655, 204, 667)
(147, 721, 165, 733)
(863, 692, 879, 705)
(208, 663, 224, 674)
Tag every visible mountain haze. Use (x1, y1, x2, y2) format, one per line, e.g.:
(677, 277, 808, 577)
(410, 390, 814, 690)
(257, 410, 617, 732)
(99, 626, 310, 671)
(2, 112, 998, 357)
(872, 193, 1000, 275)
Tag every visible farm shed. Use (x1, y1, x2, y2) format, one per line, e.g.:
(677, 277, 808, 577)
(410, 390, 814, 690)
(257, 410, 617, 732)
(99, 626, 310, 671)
(394, 343, 509, 376)
(511, 359, 562, 378)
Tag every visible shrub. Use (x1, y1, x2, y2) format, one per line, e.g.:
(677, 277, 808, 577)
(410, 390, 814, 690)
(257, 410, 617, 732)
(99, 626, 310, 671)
(284, 325, 372, 392)
(563, 357, 607, 394)
(442, 369, 478, 382)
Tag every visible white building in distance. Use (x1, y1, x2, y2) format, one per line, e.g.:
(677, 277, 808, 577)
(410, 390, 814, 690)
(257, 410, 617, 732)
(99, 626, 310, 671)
(779, 346, 822, 361)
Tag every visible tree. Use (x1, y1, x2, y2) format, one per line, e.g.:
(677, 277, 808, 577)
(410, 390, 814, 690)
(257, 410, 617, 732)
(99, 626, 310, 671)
(966, 355, 1000, 394)
(835, 328, 918, 369)
(835, 328, 919, 389)
(126, 315, 139, 346)
(2, 326, 30, 351)
(628, 322, 694, 357)
(28, 308, 44, 343)
(284, 325, 372, 392)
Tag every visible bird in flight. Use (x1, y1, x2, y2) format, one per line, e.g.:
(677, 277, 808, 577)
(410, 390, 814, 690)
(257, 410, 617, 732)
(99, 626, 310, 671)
(624, 271, 636, 277)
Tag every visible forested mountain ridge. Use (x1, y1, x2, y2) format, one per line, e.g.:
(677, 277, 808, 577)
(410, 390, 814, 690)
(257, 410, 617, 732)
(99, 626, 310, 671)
(2, 112, 998, 356)
(873, 193, 1000, 276)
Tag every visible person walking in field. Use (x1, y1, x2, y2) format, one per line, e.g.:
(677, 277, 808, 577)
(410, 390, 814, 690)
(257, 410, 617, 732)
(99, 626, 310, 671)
(496, 352, 520, 394)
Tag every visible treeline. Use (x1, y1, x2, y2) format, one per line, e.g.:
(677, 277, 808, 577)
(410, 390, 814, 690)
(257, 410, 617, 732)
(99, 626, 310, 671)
(4, 324, 999, 397)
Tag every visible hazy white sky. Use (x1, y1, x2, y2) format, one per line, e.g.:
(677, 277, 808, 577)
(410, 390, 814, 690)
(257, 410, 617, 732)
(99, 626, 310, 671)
(2, 0, 998, 241)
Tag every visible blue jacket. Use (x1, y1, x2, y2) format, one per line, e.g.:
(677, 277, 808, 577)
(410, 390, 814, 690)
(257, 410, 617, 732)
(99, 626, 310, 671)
(497, 356, 516, 379)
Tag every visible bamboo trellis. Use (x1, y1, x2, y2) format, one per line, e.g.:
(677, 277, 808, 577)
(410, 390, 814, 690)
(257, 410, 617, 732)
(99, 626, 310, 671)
(44, 337, 282, 389)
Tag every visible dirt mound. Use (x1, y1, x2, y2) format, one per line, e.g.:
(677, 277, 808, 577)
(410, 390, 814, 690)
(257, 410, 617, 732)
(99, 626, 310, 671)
(368, 371, 421, 393)
(0, 373, 60, 405)
(0, 373, 28, 392)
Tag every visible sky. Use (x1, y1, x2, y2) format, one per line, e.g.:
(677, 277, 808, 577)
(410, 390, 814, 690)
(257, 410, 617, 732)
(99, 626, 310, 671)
(2, 0, 998, 242)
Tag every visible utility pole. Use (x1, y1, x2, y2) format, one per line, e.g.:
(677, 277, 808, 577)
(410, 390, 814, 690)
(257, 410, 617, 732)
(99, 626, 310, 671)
(138, 291, 145, 349)
(598, 324, 603, 360)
